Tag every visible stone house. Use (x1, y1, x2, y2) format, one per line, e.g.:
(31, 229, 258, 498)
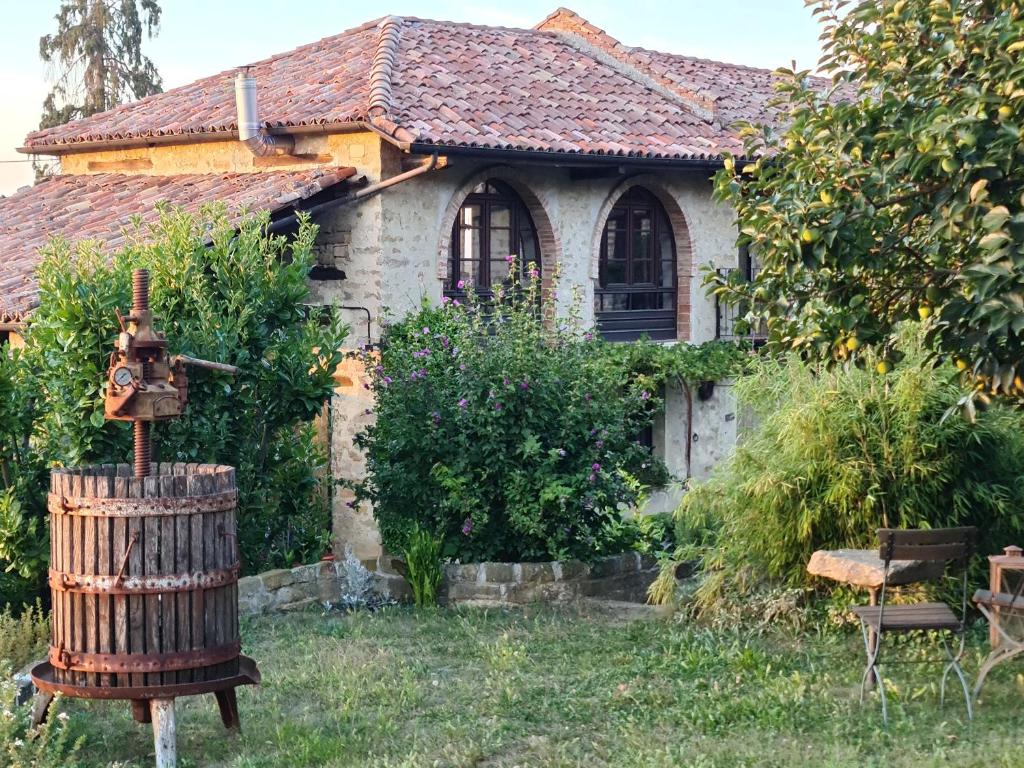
(0, 8, 787, 558)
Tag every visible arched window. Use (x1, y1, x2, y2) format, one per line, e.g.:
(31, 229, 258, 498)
(446, 181, 540, 296)
(595, 187, 677, 341)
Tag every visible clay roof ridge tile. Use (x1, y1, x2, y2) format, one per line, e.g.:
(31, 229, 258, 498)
(367, 16, 405, 118)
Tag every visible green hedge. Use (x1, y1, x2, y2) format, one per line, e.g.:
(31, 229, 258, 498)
(0, 205, 344, 603)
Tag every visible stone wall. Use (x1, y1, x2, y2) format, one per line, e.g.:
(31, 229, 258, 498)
(441, 553, 659, 606)
(237, 552, 658, 614)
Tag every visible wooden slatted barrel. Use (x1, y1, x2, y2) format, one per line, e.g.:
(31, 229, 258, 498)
(44, 462, 242, 694)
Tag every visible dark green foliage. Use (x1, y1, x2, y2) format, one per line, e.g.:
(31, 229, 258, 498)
(39, 0, 163, 130)
(657, 332, 1024, 611)
(0, 206, 344, 596)
(353, 266, 669, 563)
(712, 0, 1024, 407)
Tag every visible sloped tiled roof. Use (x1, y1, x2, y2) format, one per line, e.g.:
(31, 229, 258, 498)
(22, 8, 810, 161)
(0, 168, 354, 320)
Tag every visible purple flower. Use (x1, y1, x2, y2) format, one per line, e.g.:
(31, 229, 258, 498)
(431, 411, 441, 425)
(592, 462, 601, 472)
(584, 393, 592, 402)
(346, 500, 356, 508)
(520, 380, 529, 390)
(374, 364, 384, 374)
(458, 398, 468, 409)
(459, 363, 467, 371)
(503, 377, 511, 386)
(584, 332, 594, 341)
(453, 299, 461, 307)
(364, 408, 373, 415)
(588, 473, 596, 483)
(441, 295, 451, 305)
(456, 280, 466, 290)
(362, 383, 370, 390)
(640, 390, 651, 401)
(558, 449, 567, 457)
(494, 402, 503, 411)
(383, 375, 393, 385)
(461, 517, 473, 535)
(529, 267, 539, 279)
(422, 326, 431, 335)
(596, 440, 604, 449)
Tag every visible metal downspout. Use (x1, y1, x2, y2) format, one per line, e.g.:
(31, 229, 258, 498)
(268, 152, 440, 233)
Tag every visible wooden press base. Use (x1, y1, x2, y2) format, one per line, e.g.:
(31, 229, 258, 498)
(29, 655, 259, 768)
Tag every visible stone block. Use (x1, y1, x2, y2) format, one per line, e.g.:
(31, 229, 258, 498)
(278, 596, 319, 613)
(444, 581, 502, 603)
(589, 555, 627, 579)
(556, 560, 589, 581)
(261, 569, 294, 591)
(317, 575, 342, 603)
(445, 563, 480, 583)
(481, 562, 515, 583)
(518, 562, 555, 584)
(290, 564, 316, 584)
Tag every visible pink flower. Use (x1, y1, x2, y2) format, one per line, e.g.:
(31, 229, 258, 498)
(505, 254, 515, 263)
(456, 280, 466, 289)
(461, 517, 473, 535)
(458, 398, 468, 409)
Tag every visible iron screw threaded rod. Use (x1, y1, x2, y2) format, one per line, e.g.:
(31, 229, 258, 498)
(134, 421, 151, 479)
(132, 269, 149, 313)
(131, 269, 152, 478)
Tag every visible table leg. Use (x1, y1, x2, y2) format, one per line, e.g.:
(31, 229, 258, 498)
(151, 698, 176, 768)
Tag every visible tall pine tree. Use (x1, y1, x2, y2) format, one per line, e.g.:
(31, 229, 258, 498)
(39, 0, 163, 129)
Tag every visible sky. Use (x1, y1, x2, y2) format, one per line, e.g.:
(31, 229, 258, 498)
(0, 0, 826, 196)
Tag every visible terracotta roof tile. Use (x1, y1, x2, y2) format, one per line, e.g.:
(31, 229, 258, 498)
(0, 168, 353, 320)
(22, 10, 822, 160)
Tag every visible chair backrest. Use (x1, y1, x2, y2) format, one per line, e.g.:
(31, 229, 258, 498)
(877, 527, 976, 565)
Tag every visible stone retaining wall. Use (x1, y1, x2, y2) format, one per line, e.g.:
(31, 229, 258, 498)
(238, 552, 658, 615)
(441, 552, 658, 606)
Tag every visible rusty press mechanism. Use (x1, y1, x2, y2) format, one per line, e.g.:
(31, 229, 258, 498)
(31, 267, 258, 768)
(105, 269, 238, 477)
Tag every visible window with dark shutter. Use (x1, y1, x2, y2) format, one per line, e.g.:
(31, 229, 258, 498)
(445, 181, 541, 298)
(594, 187, 677, 341)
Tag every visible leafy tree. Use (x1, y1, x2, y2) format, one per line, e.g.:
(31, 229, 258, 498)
(39, 0, 162, 129)
(0, 206, 345, 598)
(713, 0, 1024, 411)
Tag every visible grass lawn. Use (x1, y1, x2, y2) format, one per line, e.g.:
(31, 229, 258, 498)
(53, 605, 1023, 767)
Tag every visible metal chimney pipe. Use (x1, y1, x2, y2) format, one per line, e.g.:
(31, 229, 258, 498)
(234, 70, 295, 157)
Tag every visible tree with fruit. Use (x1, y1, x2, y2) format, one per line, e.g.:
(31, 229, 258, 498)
(713, 0, 1024, 412)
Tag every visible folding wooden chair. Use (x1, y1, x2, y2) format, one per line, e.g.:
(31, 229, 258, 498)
(851, 527, 976, 725)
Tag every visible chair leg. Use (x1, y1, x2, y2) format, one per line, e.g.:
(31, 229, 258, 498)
(859, 619, 888, 725)
(940, 635, 972, 721)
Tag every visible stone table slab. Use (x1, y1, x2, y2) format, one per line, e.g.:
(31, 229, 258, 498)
(807, 549, 945, 590)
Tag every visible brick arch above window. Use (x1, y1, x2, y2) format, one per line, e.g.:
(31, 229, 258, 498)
(436, 166, 560, 289)
(590, 176, 695, 341)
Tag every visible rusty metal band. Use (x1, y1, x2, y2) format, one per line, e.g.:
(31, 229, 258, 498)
(49, 641, 241, 674)
(47, 490, 237, 517)
(48, 565, 239, 594)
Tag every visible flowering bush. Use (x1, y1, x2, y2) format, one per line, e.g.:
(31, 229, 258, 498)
(352, 262, 668, 563)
